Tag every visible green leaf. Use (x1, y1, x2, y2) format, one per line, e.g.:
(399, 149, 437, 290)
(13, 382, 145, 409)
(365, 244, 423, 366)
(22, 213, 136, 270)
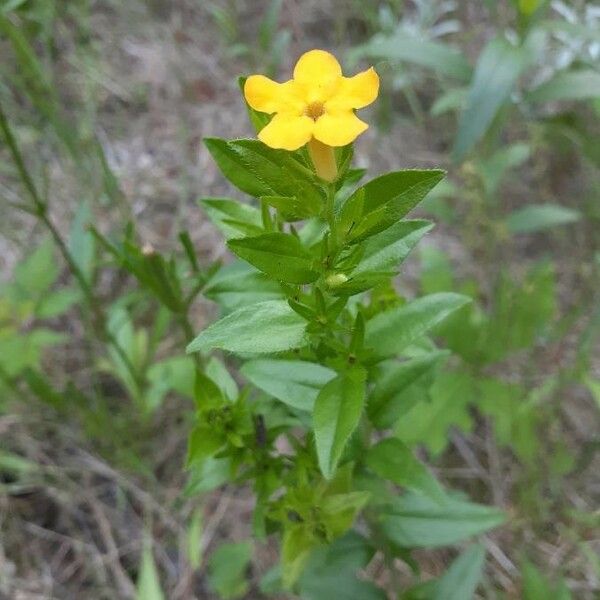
(13, 238, 58, 300)
(481, 263, 555, 362)
(186, 508, 204, 570)
(137, 250, 183, 312)
(539, 19, 600, 44)
(241, 359, 335, 411)
(347, 170, 445, 242)
(94, 232, 183, 312)
(453, 37, 530, 162)
(517, 0, 545, 16)
(282, 525, 316, 588)
(506, 203, 581, 234)
(204, 138, 321, 206)
(299, 532, 386, 600)
(206, 356, 239, 401)
(366, 438, 445, 502)
(187, 300, 306, 354)
(430, 88, 467, 116)
(368, 352, 448, 428)
(433, 544, 485, 600)
(353, 34, 472, 81)
(381, 491, 505, 548)
(419, 247, 455, 295)
(262, 194, 319, 221)
(585, 377, 600, 411)
(200, 197, 263, 239)
(322, 491, 371, 538)
(394, 371, 475, 456)
(0, 328, 65, 377)
(477, 143, 531, 197)
(0, 451, 38, 474)
(327, 272, 392, 297)
(184, 457, 231, 496)
(477, 378, 540, 463)
(353, 220, 433, 275)
(365, 293, 471, 359)
(187, 425, 224, 465)
(314, 368, 366, 479)
(22, 368, 64, 409)
(204, 261, 283, 312)
(228, 232, 319, 284)
(136, 539, 165, 600)
(1, 0, 30, 13)
(35, 288, 80, 318)
(193, 370, 226, 411)
(521, 561, 572, 600)
(208, 541, 252, 599)
(148, 355, 195, 398)
(526, 69, 600, 104)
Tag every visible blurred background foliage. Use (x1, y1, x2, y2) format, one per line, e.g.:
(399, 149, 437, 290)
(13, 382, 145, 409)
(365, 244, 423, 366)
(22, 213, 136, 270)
(0, 0, 598, 598)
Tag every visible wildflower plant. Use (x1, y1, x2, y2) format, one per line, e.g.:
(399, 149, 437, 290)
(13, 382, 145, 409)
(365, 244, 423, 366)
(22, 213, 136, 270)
(184, 49, 504, 594)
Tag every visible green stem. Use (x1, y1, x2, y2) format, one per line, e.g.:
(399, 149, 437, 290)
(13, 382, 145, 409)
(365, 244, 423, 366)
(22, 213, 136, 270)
(324, 183, 339, 264)
(177, 311, 204, 370)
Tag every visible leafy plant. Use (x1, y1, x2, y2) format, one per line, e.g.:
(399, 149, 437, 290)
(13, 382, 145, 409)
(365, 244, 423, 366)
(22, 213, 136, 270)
(2, 5, 595, 596)
(180, 49, 503, 595)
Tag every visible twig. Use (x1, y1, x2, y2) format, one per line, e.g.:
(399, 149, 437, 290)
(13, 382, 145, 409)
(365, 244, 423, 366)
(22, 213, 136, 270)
(88, 498, 136, 599)
(199, 492, 232, 556)
(77, 451, 181, 534)
(485, 419, 505, 507)
(483, 537, 516, 575)
(450, 432, 489, 481)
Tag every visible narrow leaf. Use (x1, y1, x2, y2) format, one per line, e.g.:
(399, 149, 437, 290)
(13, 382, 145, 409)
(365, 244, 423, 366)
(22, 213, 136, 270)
(365, 293, 471, 359)
(453, 37, 530, 162)
(241, 359, 336, 411)
(354, 219, 433, 275)
(204, 138, 321, 206)
(366, 438, 445, 502)
(381, 492, 505, 548)
(136, 540, 165, 600)
(526, 69, 600, 103)
(314, 368, 366, 479)
(228, 232, 319, 284)
(433, 545, 485, 600)
(368, 352, 448, 428)
(201, 197, 263, 239)
(348, 170, 445, 242)
(395, 371, 476, 456)
(506, 203, 580, 234)
(208, 541, 253, 599)
(353, 34, 472, 81)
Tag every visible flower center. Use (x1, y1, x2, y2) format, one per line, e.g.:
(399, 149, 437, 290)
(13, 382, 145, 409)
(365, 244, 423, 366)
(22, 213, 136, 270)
(305, 101, 324, 121)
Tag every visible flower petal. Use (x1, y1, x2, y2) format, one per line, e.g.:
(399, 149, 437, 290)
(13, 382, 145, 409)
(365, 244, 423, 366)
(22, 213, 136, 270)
(313, 112, 368, 146)
(258, 114, 314, 150)
(326, 67, 380, 111)
(244, 76, 303, 114)
(293, 50, 342, 102)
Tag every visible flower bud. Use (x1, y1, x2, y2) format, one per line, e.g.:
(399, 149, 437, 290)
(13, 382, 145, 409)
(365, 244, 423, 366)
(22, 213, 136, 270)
(325, 272, 348, 288)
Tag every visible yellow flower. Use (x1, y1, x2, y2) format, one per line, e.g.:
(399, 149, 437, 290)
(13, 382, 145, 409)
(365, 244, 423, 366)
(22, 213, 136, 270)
(244, 49, 379, 152)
